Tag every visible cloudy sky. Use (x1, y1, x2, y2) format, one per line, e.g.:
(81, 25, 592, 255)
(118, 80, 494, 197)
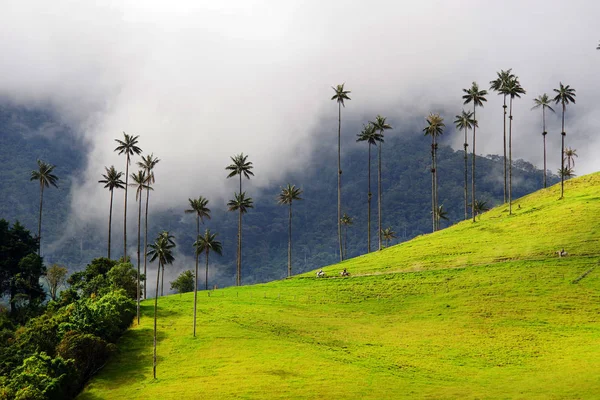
(1, 0, 598, 225)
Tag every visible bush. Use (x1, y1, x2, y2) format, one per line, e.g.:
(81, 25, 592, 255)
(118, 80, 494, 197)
(171, 270, 195, 293)
(56, 331, 115, 384)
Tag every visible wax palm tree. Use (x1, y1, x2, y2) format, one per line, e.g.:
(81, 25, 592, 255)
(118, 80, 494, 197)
(192, 229, 222, 338)
(227, 192, 254, 286)
(99, 166, 125, 259)
(381, 227, 396, 248)
(558, 167, 575, 179)
(130, 170, 150, 324)
(226, 153, 254, 195)
(423, 113, 445, 231)
(490, 69, 515, 202)
(454, 110, 477, 220)
(185, 196, 211, 337)
(369, 115, 392, 250)
(340, 213, 353, 259)
(114, 132, 143, 258)
(504, 76, 526, 215)
(564, 147, 578, 170)
(470, 200, 490, 220)
(331, 84, 351, 261)
(462, 82, 488, 222)
(277, 184, 303, 277)
(435, 205, 449, 229)
(553, 83, 576, 198)
(356, 123, 382, 253)
(147, 231, 175, 379)
(30, 159, 59, 255)
(137, 154, 160, 298)
(532, 94, 555, 188)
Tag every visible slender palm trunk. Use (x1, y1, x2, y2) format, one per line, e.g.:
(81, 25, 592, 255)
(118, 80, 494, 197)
(193, 217, 199, 336)
(472, 105, 477, 223)
(434, 138, 438, 231)
(367, 144, 372, 253)
(509, 98, 514, 214)
(430, 138, 435, 232)
(161, 265, 164, 296)
(337, 102, 343, 261)
(560, 104, 565, 198)
(205, 249, 210, 291)
(153, 261, 161, 379)
(37, 184, 44, 255)
(144, 186, 150, 298)
(463, 128, 468, 220)
(124, 155, 130, 259)
(377, 142, 382, 250)
(136, 194, 142, 324)
(502, 96, 507, 203)
(542, 107, 547, 188)
(344, 225, 348, 259)
(108, 190, 113, 259)
(288, 203, 292, 277)
(238, 210, 242, 286)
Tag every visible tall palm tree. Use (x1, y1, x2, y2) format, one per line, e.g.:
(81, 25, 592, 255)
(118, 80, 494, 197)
(381, 227, 396, 248)
(553, 82, 576, 198)
(331, 84, 351, 261)
(369, 115, 392, 250)
(423, 113, 445, 231)
(564, 147, 578, 170)
(435, 205, 449, 229)
(532, 94, 555, 188)
(356, 124, 382, 253)
(277, 184, 303, 277)
(454, 110, 477, 220)
(227, 192, 254, 286)
(147, 231, 175, 380)
(193, 229, 223, 292)
(30, 160, 59, 255)
(471, 200, 490, 220)
(462, 82, 488, 222)
(490, 69, 515, 202)
(340, 213, 353, 259)
(114, 132, 142, 258)
(99, 166, 125, 259)
(130, 170, 150, 324)
(505, 76, 526, 215)
(185, 196, 211, 337)
(137, 154, 160, 298)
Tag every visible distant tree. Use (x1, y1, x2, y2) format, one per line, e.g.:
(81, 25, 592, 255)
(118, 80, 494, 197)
(226, 154, 254, 285)
(470, 200, 490, 219)
(462, 82, 488, 222)
(277, 184, 303, 277)
(564, 147, 578, 170)
(369, 115, 392, 250)
(558, 166, 576, 179)
(227, 192, 254, 286)
(331, 84, 351, 261)
(423, 113, 445, 231)
(381, 227, 396, 248)
(30, 159, 58, 255)
(45, 264, 68, 301)
(531, 94, 556, 188)
(170, 270, 194, 294)
(340, 213, 353, 259)
(98, 166, 125, 259)
(114, 132, 143, 258)
(185, 196, 211, 338)
(129, 170, 150, 324)
(356, 124, 383, 253)
(193, 229, 223, 292)
(490, 69, 515, 202)
(435, 205, 449, 228)
(454, 110, 477, 220)
(504, 76, 526, 215)
(553, 83, 576, 198)
(147, 231, 175, 379)
(137, 153, 160, 299)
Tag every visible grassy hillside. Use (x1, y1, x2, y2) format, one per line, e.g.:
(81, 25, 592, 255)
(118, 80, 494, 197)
(78, 174, 600, 399)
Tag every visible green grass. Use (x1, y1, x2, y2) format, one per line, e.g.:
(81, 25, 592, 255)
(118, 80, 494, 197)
(79, 174, 600, 399)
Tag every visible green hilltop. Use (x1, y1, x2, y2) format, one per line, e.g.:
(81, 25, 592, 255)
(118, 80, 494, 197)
(79, 173, 600, 399)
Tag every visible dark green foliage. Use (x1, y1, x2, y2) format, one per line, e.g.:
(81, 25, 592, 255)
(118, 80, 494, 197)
(170, 270, 194, 294)
(67, 257, 140, 300)
(56, 331, 114, 384)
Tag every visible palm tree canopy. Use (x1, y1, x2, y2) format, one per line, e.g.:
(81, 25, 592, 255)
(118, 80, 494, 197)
(114, 132, 142, 162)
(381, 227, 396, 240)
(278, 184, 303, 205)
(331, 83, 351, 107)
(470, 200, 490, 215)
(423, 113, 445, 138)
(137, 153, 160, 185)
(193, 229, 223, 257)
(226, 153, 254, 180)
(129, 170, 152, 201)
(99, 165, 125, 191)
(356, 123, 383, 145)
(369, 115, 392, 135)
(185, 197, 211, 223)
(147, 231, 176, 266)
(454, 110, 478, 131)
(435, 205, 449, 221)
(504, 76, 526, 99)
(340, 213, 353, 226)
(531, 94, 556, 113)
(31, 160, 59, 188)
(227, 192, 254, 214)
(553, 82, 576, 106)
(489, 69, 514, 94)
(462, 82, 488, 107)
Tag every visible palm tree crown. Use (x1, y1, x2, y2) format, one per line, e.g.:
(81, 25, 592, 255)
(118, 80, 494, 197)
(331, 83, 351, 106)
(99, 166, 125, 191)
(454, 110, 477, 132)
(553, 82, 576, 108)
(194, 229, 223, 258)
(504, 76, 526, 100)
(532, 94, 555, 116)
(147, 231, 176, 266)
(115, 132, 142, 160)
(463, 82, 488, 107)
(423, 113, 445, 137)
(369, 115, 392, 134)
(137, 153, 160, 185)
(278, 184, 303, 205)
(489, 69, 515, 94)
(31, 159, 59, 189)
(226, 153, 254, 189)
(185, 197, 211, 223)
(130, 170, 151, 200)
(227, 192, 254, 213)
(356, 123, 382, 144)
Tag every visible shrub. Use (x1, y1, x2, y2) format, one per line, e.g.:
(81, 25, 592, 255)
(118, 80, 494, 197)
(171, 270, 195, 293)
(56, 331, 115, 384)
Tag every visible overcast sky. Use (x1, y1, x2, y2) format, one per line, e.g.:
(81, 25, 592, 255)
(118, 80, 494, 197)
(1, 0, 599, 226)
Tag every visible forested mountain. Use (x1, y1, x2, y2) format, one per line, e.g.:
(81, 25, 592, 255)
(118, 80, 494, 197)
(0, 104, 558, 288)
